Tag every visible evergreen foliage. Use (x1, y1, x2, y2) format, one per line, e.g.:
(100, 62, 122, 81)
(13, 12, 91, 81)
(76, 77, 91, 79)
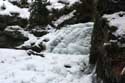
(20, 0, 29, 8)
(29, 0, 49, 28)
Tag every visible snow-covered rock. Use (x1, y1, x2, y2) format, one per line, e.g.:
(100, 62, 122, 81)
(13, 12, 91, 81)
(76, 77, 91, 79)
(0, 0, 93, 29)
(103, 12, 125, 48)
(0, 25, 37, 48)
(53, 10, 76, 27)
(0, 0, 30, 19)
(47, 0, 80, 10)
(103, 12, 125, 37)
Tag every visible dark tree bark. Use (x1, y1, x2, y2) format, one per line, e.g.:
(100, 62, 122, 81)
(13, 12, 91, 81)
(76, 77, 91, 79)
(90, 0, 125, 83)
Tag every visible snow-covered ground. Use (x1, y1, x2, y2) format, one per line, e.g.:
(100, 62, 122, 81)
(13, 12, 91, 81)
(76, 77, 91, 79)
(0, 1, 94, 82)
(0, 22, 94, 83)
(0, 49, 92, 83)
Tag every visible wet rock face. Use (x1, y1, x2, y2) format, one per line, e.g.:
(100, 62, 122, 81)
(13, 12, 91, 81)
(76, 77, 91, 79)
(90, 0, 125, 83)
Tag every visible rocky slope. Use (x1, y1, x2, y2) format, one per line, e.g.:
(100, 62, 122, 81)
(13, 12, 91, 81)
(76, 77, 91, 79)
(0, 0, 94, 48)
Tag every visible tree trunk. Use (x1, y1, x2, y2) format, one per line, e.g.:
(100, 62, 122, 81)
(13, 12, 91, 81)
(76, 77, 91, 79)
(90, 0, 125, 83)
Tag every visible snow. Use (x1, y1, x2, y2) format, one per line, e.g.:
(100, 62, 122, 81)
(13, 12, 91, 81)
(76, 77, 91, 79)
(103, 12, 125, 47)
(44, 22, 93, 55)
(0, 0, 80, 19)
(53, 10, 76, 27)
(0, 0, 94, 81)
(103, 11, 125, 37)
(0, 22, 94, 83)
(9, 0, 33, 4)
(19, 22, 93, 55)
(47, 2, 65, 10)
(47, 0, 80, 10)
(0, 49, 91, 83)
(19, 31, 37, 47)
(0, 0, 30, 19)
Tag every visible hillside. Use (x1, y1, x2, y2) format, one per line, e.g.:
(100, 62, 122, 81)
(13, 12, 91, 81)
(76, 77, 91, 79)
(0, 0, 125, 83)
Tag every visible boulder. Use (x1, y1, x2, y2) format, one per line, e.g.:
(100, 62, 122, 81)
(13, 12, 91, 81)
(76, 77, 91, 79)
(31, 43, 46, 53)
(0, 15, 28, 31)
(0, 26, 28, 48)
(4, 26, 28, 40)
(31, 45, 42, 53)
(31, 29, 48, 37)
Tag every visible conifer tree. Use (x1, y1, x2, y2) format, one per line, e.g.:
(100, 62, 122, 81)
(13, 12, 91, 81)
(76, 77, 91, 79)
(20, 0, 28, 8)
(29, 0, 49, 28)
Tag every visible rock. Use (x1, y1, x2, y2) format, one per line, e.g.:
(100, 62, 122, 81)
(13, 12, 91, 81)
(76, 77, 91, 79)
(4, 26, 28, 41)
(31, 29, 48, 37)
(64, 65, 71, 68)
(31, 45, 42, 53)
(21, 42, 46, 53)
(0, 34, 26, 48)
(21, 45, 32, 50)
(38, 42, 46, 50)
(43, 38, 49, 42)
(9, 0, 29, 8)
(0, 23, 7, 31)
(0, 26, 28, 48)
(0, 33, 10, 47)
(56, 0, 94, 28)
(0, 15, 28, 31)
(27, 50, 45, 57)
(31, 41, 46, 52)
